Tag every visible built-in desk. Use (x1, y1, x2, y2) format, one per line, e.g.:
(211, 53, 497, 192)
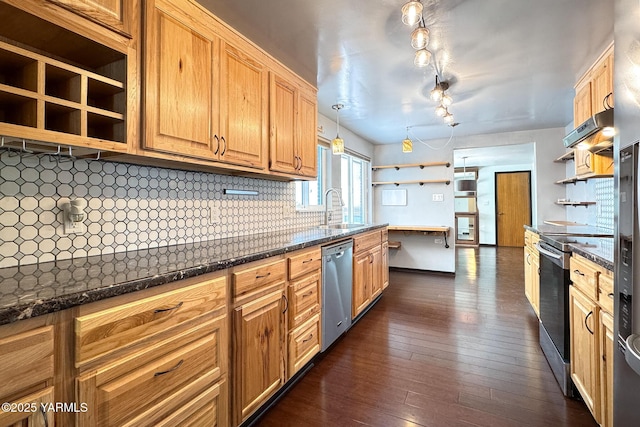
(387, 225, 450, 248)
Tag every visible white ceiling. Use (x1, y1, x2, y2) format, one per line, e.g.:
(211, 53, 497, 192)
(199, 0, 614, 145)
(453, 143, 534, 168)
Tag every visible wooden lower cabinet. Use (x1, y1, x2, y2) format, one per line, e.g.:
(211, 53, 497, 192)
(353, 249, 373, 317)
(382, 241, 389, 290)
(232, 287, 286, 425)
(0, 386, 55, 427)
(524, 245, 540, 316)
(288, 314, 321, 377)
(569, 285, 600, 421)
(352, 229, 388, 319)
(599, 311, 614, 427)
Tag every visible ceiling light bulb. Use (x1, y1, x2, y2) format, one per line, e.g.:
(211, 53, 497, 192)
(441, 94, 453, 107)
(410, 26, 430, 50)
(430, 87, 443, 102)
(401, 1, 423, 26)
(435, 105, 446, 117)
(402, 137, 413, 153)
(443, 111, 454, 124)
(414, 48, 432, 68)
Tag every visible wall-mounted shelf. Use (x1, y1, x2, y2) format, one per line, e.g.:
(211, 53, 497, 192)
(554, 151, 575, 162)
(555, 201, 596, 207)
(555, 173, 613, 185)
(387, 225, 450, 248)
(388, 241, 402, 249)
(372, 179, 450, 186)
(372, 161, 450, 171)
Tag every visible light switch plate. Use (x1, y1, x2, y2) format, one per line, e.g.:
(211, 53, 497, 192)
(209, 205, 221, 224)
(432, 193, 444, 202)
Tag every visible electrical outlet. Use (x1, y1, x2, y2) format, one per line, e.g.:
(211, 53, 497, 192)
(63, 218, 84, 235)
(434, 238, 443, 244)
(209, 205, 221, 224)
(432, 193, 444, 202)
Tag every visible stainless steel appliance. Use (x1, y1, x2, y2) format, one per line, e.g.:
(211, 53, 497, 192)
(321, 240, 353, 352)
(563, 108, 614, 150)
(536, 238, 574, 396)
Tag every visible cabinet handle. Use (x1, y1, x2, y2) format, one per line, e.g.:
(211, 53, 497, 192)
(585, 311, 594, 335)
(526, 253, 531, 265)
(221, 136, 227, 156)
(213, 135, 220, 155)
(302, 258, 314, 264)
(369, 254, 374, 264)
(302, 333, 314, 343)
(584, 153, 591, 167)
(154, 359, 184, 377)
(573, 269, 585, 276)
(608, 292, 614, 299)
(302, 290, 314, 298)
(282, 294, 288, 313)
(256, 272, 271, 279)
(154, 301, 184, 314)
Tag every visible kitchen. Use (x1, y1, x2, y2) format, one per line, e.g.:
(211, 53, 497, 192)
(0, 0, 637, 426)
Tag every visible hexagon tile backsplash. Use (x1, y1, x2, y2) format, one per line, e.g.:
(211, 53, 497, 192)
(0, 151, 330, 268)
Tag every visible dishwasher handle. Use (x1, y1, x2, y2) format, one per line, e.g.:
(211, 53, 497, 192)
(334, 251, 345, 259)
(535, 243, 562, 260)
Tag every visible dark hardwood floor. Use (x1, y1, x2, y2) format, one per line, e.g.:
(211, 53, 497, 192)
(256, 246, 597, 427)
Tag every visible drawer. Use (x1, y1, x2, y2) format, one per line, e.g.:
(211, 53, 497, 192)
(288, 247, 322, 280)
(353, 230, 382, 253)
(570, 255, 599, 301)
(289, 272, 321, 328)
(75, 276, 226, 367)
(598, 272, 614, 314)
(153, 381, 226, 427)
(381, 227, 388, 242)
(78, 334, 219, 427)
(0, 326, 54, 399)
(288, 314, 320, 377)
(233, 259, 286, 298)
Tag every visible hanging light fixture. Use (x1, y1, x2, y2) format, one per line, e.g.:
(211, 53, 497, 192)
(401, 0, 423, 26)
(331, 104, 345, 155)
(410, 23, 430, 50)
(435, 105, 447, 117)
(402, 127, 413, 153)
(441, 93, 453, 107)
(430, 75, 450, 102)
(457, 157, 477, 193)
(443, 109, 454, 125)
(414, 48, 432, 67)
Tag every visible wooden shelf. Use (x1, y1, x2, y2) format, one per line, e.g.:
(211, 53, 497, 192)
(555, 201, 596, 207)
(388, 241, 401, 249)
(372, 179, 450, 186)
(372, 161, 450, 171)
(387, 225, 450, 248)
(555, 151, 575, 162)
(556, 173, 613, 185)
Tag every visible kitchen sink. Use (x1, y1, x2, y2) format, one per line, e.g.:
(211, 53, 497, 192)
(317, 223, 365, 230)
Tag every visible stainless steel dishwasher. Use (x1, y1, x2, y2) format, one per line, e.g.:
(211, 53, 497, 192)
(321, 240, 353, 352)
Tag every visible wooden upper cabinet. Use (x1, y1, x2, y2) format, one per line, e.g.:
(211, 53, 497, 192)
(46, 0, 131, 36)
(591, 50, 614, 114)
(143, 0, 216, 159)
(269, 73, 318, 178)
(574, 80, 592, 126)
(218, 41, 268, 169)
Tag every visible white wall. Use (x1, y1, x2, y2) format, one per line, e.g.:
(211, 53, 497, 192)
(373, 127, 568, 273)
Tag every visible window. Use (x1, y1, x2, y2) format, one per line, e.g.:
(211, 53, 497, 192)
(341, 153, 369, 224)
(295, 145, 328, 210)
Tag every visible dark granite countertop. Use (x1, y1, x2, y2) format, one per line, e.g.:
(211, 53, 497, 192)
(524, 225, 614, 270)
(0, 224, 387, 325)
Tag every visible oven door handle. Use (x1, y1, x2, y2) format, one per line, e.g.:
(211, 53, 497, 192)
(535, 243, 562, 260)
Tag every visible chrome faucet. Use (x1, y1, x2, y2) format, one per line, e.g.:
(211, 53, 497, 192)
(324, 188, 345, 225)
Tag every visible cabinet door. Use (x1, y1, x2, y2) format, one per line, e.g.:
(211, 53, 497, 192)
(524, 247, 533, 307)
(382, 241, 389, 290)
(46, 0, 131, 35)
(569, 286, 599, 420)
(296, 89, 318, 177)
(233, 288, 286, 424)
(370, 246, 383, 300)
(352, 251, 371, 318)
(591, 53, 614, 114)
(574, 80, 592, 126)
(599, 311, 614, 427)
(269, 74, 298, 174)
(531, 249, 540, 317)
(144, 0, 216, 159)
(219, 42, 268, 169)
(0, 386, 54, 427)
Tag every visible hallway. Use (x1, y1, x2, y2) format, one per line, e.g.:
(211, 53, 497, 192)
(256, 247, 597, 426)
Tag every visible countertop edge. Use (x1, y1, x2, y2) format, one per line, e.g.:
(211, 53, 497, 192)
(0, 224, 387, 326)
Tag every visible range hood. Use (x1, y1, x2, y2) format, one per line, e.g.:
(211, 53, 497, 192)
(563, 108, 614, 152)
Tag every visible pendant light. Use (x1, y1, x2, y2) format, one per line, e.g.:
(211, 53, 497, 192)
(401, 0, 423, 26)
(331, 104, 345, 155)
(402, 127, 413, 153)
(414, 48, 432, 68)
(430, 75, 450, 102)
(457, 157, 477, 193)
(443, 110, 454, 125)
(410, 24, 430, 50)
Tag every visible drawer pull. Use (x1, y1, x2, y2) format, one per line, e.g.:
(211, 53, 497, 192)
(154, 359, 184, 377)
(302, 290, 314, 298)
(573, 269, 585, 276)
(585, 311, 594, 335)
(40, 406, 49, 427)
(256, 272, 271, 279)
(282, 294, 288, 313)
(154, 301, 184, 314)
(302, 258, 314, 264)
(608, 292, 614, 299)
(302, 333, 314, 343)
